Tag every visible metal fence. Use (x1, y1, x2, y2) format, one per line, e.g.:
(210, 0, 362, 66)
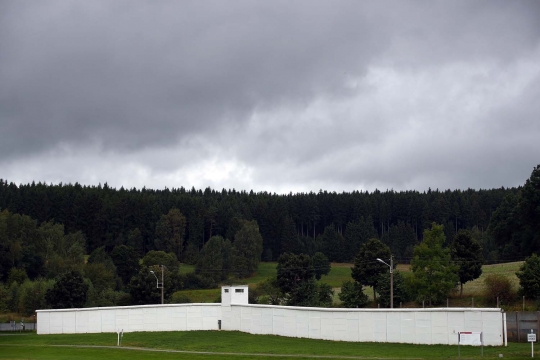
(506, 312, 540, 342)
(0, 322, 36, 331)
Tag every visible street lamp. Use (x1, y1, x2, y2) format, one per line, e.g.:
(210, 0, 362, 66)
(376, 256, 393, 308)
(150, 265, 164, 304)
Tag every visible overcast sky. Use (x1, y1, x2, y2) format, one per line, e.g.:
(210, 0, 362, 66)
(1, 1, 539, 194)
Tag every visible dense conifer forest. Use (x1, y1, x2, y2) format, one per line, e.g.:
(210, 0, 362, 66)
(1, 164, 539, 311)
(2, 168, 537, 265)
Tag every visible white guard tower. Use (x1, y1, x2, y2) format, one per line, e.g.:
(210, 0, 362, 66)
(221, 285, 249, 306)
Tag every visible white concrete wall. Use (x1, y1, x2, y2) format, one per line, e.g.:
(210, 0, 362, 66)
(37, 303, 503, 346)
(37, 304, 221, 335)
(225, 305, 504, 346)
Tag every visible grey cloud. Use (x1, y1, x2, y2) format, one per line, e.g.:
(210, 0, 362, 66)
(0, 1, 385, 158)
(2, 1, 540, 192)
(3, 1, 539, 158)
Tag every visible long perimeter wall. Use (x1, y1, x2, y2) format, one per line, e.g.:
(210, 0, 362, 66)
(37, 304, 221, 334)
(37, 304, 504, 346)
(223, 304, 503, 345)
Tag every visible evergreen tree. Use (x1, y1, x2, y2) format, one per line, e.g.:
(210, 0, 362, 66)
(280, 216, 300, 255)
(321, 225, 346, 262)
(196, 235, 225, 282)
(515, 165, 540, 255)
(110, 245, 140, 286)
(450, 230, 483, 297)
(128, 266, 177, 305)
(276, 252, 330, 306)
(126, 228, 144, 256)
(516, 254, 540, 300)
(344, 216, 377, 262)
(154, 208, 187, 259)
(351, 238, 391, 300)
(231, 220, 263, 278)
(488, 194, 519, 258)
(339, 281, 368, 308)
(376, 271, 410, 308)
(312, 252, 331, 280)
(411, 223, 458, 305)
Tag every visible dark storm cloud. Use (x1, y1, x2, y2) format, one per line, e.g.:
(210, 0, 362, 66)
(0, 1, 388, 157)
(1, 0, 540, 192)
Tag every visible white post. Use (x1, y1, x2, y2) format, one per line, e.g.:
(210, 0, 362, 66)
(523, 330, 536, 357)
(504, 312, 508, 347)
(161, 265, 164, 305)
(390, 255, 393, 309)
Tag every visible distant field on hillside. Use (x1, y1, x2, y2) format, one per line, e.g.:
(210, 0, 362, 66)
(243, 262, 353, 288)
(179, 263, 195, 274)
(461, 261, 522, 297)
(242, 262, 278, 284)
(175, 261, 525, 305)
(173, 288, 220, 303)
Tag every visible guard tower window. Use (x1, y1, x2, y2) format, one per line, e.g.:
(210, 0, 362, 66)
(235, 289, 244, 293)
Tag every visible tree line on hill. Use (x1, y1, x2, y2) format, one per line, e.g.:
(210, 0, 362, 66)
(0, 164, 539, 312)
(4, 165, 539, 266)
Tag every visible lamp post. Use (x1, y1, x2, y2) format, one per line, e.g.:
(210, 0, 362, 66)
(150, 265, 164, 304)
(376, 256, 393, 308)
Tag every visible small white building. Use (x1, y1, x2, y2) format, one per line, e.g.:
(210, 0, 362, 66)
(221, 285, 249, 306)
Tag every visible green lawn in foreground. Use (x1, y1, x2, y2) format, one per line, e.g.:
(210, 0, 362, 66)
(0, 331, 536, 359)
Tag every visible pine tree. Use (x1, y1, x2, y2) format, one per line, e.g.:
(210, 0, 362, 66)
(450, 230, 483, 297)
(411, 223, 458, 305)
(351, 238, 392, 300)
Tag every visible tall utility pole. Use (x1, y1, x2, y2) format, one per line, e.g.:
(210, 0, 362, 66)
(161, 265, 164, 305)
(377, 256, 394, 308)
(390, 255, 393, 309)
(150, 265, 165, 304)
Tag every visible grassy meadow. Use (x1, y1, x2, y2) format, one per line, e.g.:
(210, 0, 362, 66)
(172, 260, 526, 308)
(0, 331, 537, 359)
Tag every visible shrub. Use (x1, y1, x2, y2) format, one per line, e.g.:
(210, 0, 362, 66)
(339, 281, 368, 308)
(254, 277, 282, 305)
(0, 284, 11, 312)
(377, 270, 411, 308)
(86, 287, 129, 307)
(484, 274, 515, 305)
(17, 279, 53, 315)
(317, 283, 334, 307)
(180, 272, 216, 290)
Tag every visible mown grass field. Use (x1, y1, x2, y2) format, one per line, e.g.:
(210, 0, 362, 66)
(0, 331, 537, 359)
